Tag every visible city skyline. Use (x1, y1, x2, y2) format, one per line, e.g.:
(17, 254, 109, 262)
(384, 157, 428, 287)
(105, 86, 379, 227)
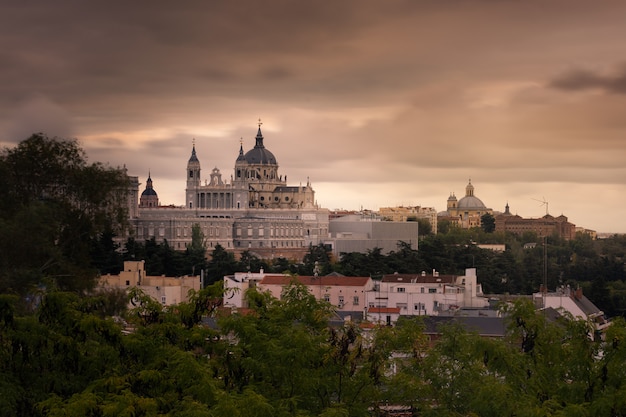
(1, 1, 626, 233)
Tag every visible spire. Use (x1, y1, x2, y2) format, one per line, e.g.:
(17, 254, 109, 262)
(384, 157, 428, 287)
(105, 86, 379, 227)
(236, 137, 246, 162)
(189, 139, 199, 163)
(255, 118, 265, 149)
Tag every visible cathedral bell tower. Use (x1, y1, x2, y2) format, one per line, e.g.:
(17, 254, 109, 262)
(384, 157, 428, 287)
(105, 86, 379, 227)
(186, 141, 201, 209)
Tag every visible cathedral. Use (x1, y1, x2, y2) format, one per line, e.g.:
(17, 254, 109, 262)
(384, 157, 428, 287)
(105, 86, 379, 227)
(128, 124, 329, 259)
(438, 180, 493, 228)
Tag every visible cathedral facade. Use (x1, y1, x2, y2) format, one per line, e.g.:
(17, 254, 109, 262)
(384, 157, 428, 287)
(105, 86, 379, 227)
(127, 125, 329, 259)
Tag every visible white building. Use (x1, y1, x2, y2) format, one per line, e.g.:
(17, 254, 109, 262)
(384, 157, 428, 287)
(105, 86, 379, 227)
(224, 268, 489, 326)
(366, 268, 489, 324)
(533, 286, 610, 339)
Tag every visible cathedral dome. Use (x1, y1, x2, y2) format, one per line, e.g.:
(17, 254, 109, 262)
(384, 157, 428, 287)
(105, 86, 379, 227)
(141, 188, 158, 197)
(243, 127, 277, 165)
(457, 195, 486, 209)
(141, 173, 158, 197)
(456, 180, 486, 209)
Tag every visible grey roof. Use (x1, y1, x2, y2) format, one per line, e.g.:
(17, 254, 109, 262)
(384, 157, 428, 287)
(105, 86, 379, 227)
(573, 295, 603, 316)
(419, 316, 507, 338)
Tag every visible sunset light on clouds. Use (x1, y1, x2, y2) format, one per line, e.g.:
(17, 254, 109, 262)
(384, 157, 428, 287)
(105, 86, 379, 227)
(1, 1, 626, 232)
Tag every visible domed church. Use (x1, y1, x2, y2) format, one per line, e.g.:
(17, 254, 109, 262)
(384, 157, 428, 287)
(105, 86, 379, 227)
(186, 125, 316, 211)
(439, 180, 493, 228)
(139, 172, 159, 208)
(130, 122, 329, 259)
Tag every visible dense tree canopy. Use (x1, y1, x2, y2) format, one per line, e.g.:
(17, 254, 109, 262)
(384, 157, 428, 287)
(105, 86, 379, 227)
(0, 134, 129, 296)
(3, 285, 626, 416)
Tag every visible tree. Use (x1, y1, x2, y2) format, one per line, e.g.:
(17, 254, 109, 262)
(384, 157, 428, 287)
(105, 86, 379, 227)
(205, 244, 237, 285)
(416, 218, 433, 236)
(301, 243, 333, 276)
(237, 250, 269, 274)
(185, 224, 207, 276)
(481, 213, 496, 233)
(0, 134, 129, 295)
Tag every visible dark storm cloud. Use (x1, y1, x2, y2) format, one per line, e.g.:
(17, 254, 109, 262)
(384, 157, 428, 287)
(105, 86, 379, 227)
(2, 1, 626, 231)
(550, 66, 626, 94)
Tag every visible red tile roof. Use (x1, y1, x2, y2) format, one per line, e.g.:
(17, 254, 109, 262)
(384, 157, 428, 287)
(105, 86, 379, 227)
(260, 275, 371, 286)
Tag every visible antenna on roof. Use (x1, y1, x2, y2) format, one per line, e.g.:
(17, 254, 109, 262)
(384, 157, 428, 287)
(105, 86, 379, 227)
(532, 197, 549, 215)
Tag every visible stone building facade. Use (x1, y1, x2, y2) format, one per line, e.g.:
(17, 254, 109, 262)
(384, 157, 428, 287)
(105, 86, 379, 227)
(126, 124, 329, 260)
(495, 203, 576, 240)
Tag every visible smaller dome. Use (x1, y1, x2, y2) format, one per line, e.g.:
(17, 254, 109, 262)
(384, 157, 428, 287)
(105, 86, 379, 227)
(141, 188, 158, 197)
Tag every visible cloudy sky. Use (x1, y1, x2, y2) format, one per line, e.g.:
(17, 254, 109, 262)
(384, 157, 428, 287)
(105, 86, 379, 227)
(2, 1, 626, 233)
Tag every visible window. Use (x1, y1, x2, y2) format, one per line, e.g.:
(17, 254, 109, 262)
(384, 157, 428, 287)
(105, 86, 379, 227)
(428, 288, 437, 294)
(338, 296, 344, 306)
(397, 287, 405, 293)
(161, 296, 166, 305)
(353, 296, 359, 305)
(324, 294, 330, 302)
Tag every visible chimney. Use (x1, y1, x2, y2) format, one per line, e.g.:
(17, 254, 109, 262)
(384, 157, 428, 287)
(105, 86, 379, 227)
(574, 287, 583, 300)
